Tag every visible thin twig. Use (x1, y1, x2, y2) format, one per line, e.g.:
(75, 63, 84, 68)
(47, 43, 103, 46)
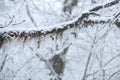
(0, 16, 15, 28)
(0, 54, 8, 72)
(82, 36, 97, 80)
(82, 48, 93, 80)
(104, 53, 120, 67)
(25, 1, 38, 27)
(82, 26, 99, 80)
(12, 20, 26, 26)
(108, 68, 120, 80)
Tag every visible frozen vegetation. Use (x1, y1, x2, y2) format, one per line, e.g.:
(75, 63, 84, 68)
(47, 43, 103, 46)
(0, 0, 120, 80)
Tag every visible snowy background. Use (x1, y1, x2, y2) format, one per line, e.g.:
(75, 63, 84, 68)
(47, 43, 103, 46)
(0, 0, 120, 80)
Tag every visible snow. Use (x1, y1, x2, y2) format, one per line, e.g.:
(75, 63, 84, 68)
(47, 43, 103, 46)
(0, 0, 120, 80)
(1, 23, 120, 80)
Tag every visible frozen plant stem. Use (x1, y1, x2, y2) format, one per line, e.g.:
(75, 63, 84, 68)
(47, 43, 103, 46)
(25, 1, 38, 27)
(82, 45, 93, 80)
(82, 29, 97, 80)
(108, 69, 120, 80)
(0, 54, 7, 72)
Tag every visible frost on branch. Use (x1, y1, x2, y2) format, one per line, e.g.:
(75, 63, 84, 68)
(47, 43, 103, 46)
(0, 0, 120, 80)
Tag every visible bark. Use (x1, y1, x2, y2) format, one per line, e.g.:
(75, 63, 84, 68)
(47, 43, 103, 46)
(0, 0, 119, 48)
(0, 1, 120, 80)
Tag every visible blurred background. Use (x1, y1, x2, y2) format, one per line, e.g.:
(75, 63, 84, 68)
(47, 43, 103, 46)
(0, 0, 110, 28)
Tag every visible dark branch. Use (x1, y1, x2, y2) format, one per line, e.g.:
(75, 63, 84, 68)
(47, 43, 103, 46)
(0, 0, 119, 48)
(90, 0, 120, 11)
(0, 54, 7, 72)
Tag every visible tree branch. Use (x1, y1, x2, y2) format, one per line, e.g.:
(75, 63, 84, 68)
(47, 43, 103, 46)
(0, 0, 119, 47)
(25, 1, 38, 27)
(90, 0, 120, 11)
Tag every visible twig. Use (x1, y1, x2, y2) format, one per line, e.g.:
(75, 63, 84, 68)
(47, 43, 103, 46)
(90, 0, 120, 11)
(13, 57, 34, 78)
(0, 54, 8, 72)
(25, 1, 38, 27)
(82, 26, 99, 80)
(108, 68, 120, 80)
(82, 36, 97, 80)
(104, 53, 120, 67)
(12, 20, 26, 26)
(0, 16, 15, 28)
(82, 48, 93, 80)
